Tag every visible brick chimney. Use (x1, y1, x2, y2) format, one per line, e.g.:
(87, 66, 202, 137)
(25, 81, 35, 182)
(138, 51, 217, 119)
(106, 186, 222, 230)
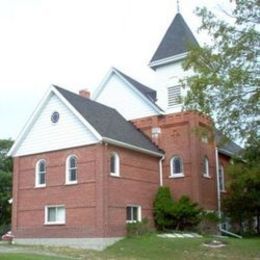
(79, 89, 91, 99)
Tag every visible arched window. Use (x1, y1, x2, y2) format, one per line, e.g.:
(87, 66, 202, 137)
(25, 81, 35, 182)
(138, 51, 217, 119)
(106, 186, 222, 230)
(66, 155, 78, 184)
(110, 152, 120, 176)
(203, 156, 210, 177)
(35, 159, 46, 187)
(170, 156, 184, 178)
(219, 164, 225, 191)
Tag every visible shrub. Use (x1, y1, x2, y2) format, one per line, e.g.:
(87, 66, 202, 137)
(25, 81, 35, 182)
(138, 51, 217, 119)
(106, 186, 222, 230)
(172, 196, 203, 231)
(153, 187, 203, 231)
(153, 187, 175, 230)
(127, 218, 152, 237)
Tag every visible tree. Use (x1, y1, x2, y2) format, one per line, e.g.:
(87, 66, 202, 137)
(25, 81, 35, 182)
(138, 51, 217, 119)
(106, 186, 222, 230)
(0, 139, 13, 234)
(222, 136, 260, 234)
(183, 0, 259, 142)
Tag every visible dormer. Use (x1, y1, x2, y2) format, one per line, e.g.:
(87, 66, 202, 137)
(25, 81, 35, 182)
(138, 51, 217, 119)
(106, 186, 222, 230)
(150, 13, 199, 113)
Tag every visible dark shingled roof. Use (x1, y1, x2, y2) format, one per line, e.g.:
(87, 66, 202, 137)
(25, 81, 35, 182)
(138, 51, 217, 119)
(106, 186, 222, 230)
(54, 85, 163, 155)
(216, 131, 242, 156)
(150, 13, 199, 65)
(114, 68, 157, 102)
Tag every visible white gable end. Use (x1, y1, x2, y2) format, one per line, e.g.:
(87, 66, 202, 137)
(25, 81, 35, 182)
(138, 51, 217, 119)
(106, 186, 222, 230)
(94, 73, 160, 120)
(14, 93, 99, 157)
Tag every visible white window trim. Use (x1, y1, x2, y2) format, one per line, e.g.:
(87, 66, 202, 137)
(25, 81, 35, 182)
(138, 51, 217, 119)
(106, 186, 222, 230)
(169, 156, 184, 178)
(35, 159, 46, 188)
(44, 205, 65, 225)
(219, 164, 226, 192)
(126, 205, 142, 223)
(110, 152, 120, 177)
(65, 155, 78, 185)
(203, 156, 210, 178)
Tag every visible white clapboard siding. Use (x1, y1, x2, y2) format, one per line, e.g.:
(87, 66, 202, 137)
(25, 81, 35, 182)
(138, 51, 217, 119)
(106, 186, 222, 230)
(14, 93, 98, 156)
(95, 74, 159, 120)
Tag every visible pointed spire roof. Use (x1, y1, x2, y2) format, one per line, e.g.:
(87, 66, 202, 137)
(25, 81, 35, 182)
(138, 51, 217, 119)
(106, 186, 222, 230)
(150, 13, 199, 68)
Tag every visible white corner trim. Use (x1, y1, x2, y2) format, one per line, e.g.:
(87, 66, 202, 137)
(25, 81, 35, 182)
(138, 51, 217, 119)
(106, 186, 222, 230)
(103, 137, 164, 157)
(149, 52, 188, 68)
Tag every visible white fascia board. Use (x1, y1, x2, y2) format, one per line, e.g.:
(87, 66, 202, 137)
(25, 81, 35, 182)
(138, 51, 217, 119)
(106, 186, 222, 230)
(149, 52, 188, 69)
(8, 87, 54, 157)
(91, 67, 114, 100)
(112, 69, 163, 115)
(102, 137, 164, 158)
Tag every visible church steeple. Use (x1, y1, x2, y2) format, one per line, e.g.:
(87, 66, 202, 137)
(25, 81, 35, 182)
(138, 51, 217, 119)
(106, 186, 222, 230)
(149, 13, 199, 69)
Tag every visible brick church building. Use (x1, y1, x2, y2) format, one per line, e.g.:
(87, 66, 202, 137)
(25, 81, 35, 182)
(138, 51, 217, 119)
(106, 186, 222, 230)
(8, 13, 241, 249)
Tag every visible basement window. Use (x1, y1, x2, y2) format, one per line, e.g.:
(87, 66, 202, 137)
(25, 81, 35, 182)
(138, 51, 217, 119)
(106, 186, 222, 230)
(126, 205, 141, 223)
(45, 205, 65, 225)
(168, 85, 181, 107)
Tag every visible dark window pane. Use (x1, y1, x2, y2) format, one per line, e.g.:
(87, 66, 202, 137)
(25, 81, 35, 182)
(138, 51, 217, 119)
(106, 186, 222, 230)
(173, 157, 181, 173)
(110, 155, 115, 173)
(39, 161, 45, 172)
(133, 207, 138, 221)
(48, 207, 56, 222)
(39, 172, 45, 184)
(126, 207, 131, 221)
(70, 169, 77, 181)
(70, 157, 76, 168)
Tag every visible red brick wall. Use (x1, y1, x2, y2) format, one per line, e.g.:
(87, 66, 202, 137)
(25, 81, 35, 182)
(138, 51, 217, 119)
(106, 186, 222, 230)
(132, 111, 218, 210)
(105, 145, 159, 237)
(12, 143, 160, 238)
(12, 144, 103, 238)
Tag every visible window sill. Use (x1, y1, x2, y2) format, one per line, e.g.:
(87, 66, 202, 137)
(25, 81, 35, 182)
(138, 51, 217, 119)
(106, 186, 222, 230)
(65, 181, 78, 185)
(220, 190, 227, 193)
(110, 173, 120, 178)
(44, 222, 65, 226)
(126, 220, 140, 223)
(169, 174, 184, 178)
(202, 175, 211, 179)
(35, 185, 46, 188)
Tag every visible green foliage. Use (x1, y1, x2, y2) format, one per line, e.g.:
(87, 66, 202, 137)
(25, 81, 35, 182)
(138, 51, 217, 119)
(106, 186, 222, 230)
(183, 0, 259, 142)
(0, 139, 13, 231)
(153, 187, 175, 230)
(171, 196, 202, 231)
(126, 218, 152, 237)
(222, 136, 260, 234)
(153, 187, 202, 231)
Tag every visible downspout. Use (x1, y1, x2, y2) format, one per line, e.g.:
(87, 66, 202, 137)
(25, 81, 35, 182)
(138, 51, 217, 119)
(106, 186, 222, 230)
(159, 156, 165, 186)
(215, 147, 242, 239)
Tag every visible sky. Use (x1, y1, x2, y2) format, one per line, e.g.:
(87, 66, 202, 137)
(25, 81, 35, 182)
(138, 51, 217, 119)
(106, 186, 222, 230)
(0, 0, 233, 140)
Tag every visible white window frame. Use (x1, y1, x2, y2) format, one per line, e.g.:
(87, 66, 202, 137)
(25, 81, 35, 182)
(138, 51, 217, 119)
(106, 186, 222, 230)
(126, 205, 141, 223)
(170, 156, 184, 178)
(65, 155, 78, 185)
(44, 205, 65, 225)
(219, 164, 225, 192)
(35, 159, 46, 188)
(110, 152, 120, 177)
(203, 156, 210, 178)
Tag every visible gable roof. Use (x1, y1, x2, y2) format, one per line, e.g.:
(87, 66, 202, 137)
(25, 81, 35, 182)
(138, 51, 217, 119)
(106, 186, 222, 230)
(54, 86, 163, 156)
(113, 68, 157, 102)
(216, 131, 243, 157)
(92, 67, 163, 114)
(150, 13, 199, 68)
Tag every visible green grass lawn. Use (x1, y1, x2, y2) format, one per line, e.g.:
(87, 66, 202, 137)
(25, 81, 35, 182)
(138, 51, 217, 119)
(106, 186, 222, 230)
(0, 235, 260, 259)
